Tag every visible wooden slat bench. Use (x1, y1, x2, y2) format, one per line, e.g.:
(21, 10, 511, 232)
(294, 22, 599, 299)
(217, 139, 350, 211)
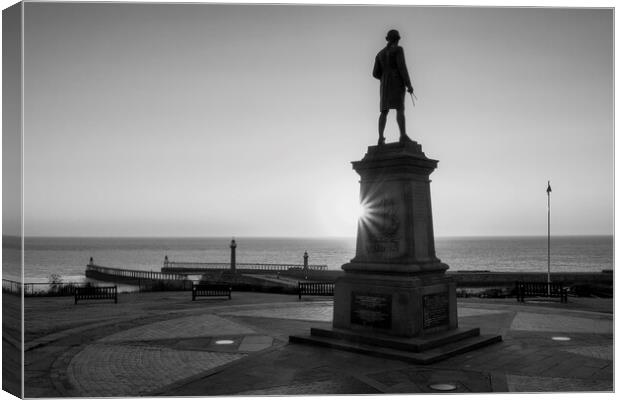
(192, 284, 232, 300)
(515, 281, 568, 303)
(74, 286, 118, 305)
(298, 281, 334, 299)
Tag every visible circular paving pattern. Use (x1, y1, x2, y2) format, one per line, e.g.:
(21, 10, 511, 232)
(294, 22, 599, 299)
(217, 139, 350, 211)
(65, 313, 268, 396)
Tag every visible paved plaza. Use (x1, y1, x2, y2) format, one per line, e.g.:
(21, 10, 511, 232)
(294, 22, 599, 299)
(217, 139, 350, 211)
(18, 291, 613, 397)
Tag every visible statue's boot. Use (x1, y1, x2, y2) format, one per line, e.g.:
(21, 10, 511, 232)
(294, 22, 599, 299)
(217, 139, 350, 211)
(378, 136, 386, 145)
(399, 133, 414, 143)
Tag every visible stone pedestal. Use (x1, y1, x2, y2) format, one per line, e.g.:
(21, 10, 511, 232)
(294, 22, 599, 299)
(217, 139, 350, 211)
(345, 141, 445, 273)
(334, 141, 456, 337)
(290, 140, 501, 363)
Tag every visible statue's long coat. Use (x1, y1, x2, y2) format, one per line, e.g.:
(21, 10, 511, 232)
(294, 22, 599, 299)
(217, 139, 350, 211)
(373, 45, 412, 111)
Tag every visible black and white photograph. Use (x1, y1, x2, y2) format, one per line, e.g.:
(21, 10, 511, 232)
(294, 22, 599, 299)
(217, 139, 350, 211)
(2, 1, 614, 398)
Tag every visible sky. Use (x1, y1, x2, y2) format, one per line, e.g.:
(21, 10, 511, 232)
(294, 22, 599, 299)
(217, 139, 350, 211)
(12, 2, 614, 237)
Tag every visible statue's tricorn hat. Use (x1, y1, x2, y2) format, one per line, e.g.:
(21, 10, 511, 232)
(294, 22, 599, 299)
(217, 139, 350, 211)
(386, 29, 401, 42)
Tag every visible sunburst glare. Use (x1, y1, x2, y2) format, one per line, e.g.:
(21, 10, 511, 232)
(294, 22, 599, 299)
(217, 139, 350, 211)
(357, 200, 371, 222)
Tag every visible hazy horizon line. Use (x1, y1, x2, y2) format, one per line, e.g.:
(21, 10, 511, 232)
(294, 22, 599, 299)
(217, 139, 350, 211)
(5, 233, 614, 240)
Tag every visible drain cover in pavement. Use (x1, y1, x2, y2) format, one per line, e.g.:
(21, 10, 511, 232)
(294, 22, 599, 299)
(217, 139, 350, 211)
(429, 383, 457, 391)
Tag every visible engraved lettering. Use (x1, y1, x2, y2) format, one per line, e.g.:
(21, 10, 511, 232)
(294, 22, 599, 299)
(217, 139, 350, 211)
(423, 292, 449, 329)
(351, 292, 392, 329)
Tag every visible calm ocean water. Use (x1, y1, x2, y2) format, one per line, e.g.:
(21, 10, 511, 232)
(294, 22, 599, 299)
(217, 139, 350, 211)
(2, 235, 613, 283)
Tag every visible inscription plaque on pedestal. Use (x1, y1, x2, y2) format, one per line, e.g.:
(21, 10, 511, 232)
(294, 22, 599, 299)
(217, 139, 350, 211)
(351, 292, 392, 329)
(423, 292, 449, 329)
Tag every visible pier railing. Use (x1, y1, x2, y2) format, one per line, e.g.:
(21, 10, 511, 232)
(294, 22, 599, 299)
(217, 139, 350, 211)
(86, 264, 187, 281)
(162, 262, 328, 274)
(161, 244, 327, 275)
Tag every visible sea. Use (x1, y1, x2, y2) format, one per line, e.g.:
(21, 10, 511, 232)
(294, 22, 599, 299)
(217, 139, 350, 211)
(2, 235, 613, 283)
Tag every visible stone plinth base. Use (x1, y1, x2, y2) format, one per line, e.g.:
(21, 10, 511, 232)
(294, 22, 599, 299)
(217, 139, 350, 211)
(289, 326, 502, 365)
(289, 269, 502, 364)
(332, 272, 457, 337)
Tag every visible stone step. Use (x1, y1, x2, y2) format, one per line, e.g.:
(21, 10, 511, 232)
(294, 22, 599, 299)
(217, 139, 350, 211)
(309, 327, 481, 352)
(289, 333, 502, 365)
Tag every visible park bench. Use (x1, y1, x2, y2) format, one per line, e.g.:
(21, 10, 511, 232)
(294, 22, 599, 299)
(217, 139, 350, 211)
(74, 286, 118, 305)
(515, 281, 568, 303)
(192, 283, 232, 300)
(298, 281, 334, 299)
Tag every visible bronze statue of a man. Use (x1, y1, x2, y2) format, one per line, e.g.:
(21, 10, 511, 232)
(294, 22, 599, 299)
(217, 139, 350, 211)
(373, 29, 414, 145)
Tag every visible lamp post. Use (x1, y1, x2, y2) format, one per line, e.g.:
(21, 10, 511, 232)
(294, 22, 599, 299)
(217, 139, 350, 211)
(547, 181, 552, 296)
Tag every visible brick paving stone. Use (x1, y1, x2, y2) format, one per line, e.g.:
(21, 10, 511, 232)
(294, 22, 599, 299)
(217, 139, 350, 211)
(99, 314, 256, 342)
(238, 335, 273, 352)
(443, 353, 497, 370)
(25, 320, 120, 351)
(506, 374, 612, 392)
(581, 359, 611, 370)
(67, 343, 244, 396)
(516, 364, 558, 377)
(220, 304, 511, 324)
(449, 342, 511, 365)
(233, 377, 381, 395)
(561, 345, 613, 361)
(220, 305, 334, 322)
(384, 381, 424, 393)
(549, 356, 596, 378)
(489, 354, 536, 371)
(510, 312, 612, 333)
(409, 368, 494, 393)
(598, 364, 613, 376)
(508, 352, 556, 371)
(510, 346, 542, 358)
(565, 365, 608, 380)
(457, 307, 510, 317)
(366, 367, 494, 393)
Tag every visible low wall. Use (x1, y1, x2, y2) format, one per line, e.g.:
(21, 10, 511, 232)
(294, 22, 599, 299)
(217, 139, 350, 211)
(281, 270, 343, 281)
(283, 270, 612, 287)
(446, 271, 613, 287)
